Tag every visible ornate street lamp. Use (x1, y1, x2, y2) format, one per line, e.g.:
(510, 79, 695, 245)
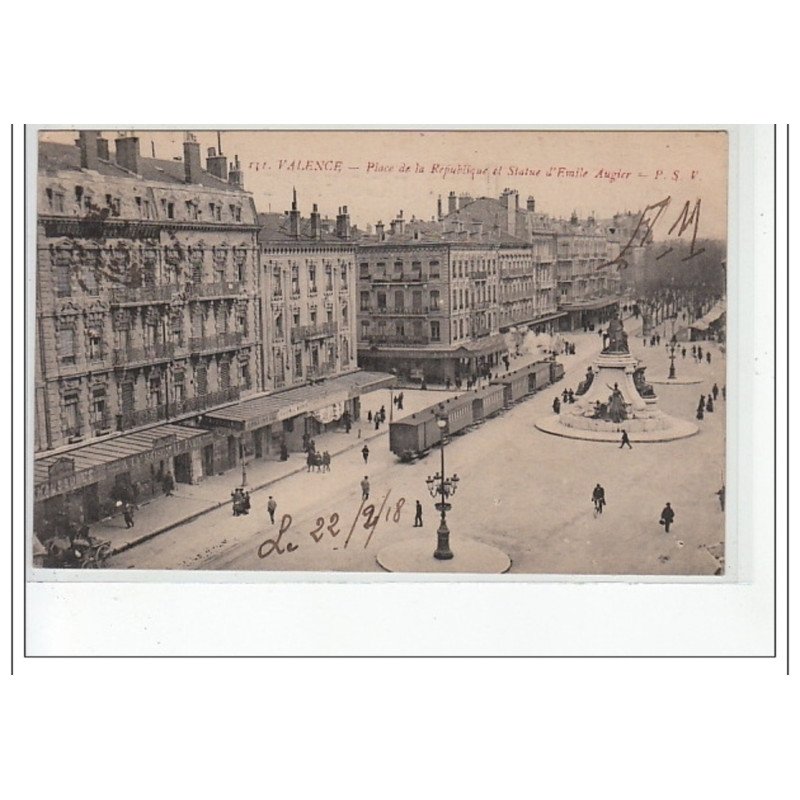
(425, 416, 460, 560)
(666, 336, 678, 380)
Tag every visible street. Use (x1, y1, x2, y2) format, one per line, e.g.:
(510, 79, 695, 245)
(107, 319, 726, 575)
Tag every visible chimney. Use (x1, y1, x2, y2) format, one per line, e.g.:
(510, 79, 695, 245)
(183, 134, 202, 184)
(448, 191, 457, 215)
(206, 146, 228, 180)
(375, 221, 385, 240)
(395, 209, 405, 235)
(527, 196, 536, 212)
(289, 188, 300, 238)
(97, 136, 110, 162)
(336, 205, 351, 239)
(570, 210, 579, 226)
(458, 193, 472, 209)
(79, 131, 99, 171)
(228, 154, 244, 188)
(115, 135, 140, 175)
(310, 203, 321, 239)
(437, 195, 443, 221)
(389, 220, 397, 236)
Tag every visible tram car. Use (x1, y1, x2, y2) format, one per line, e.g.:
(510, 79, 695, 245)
(549, 360, 565, 384)
(389, 395, 474, 460)
(470, 383, 506, 423)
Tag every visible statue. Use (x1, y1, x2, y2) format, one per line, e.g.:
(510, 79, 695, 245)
(633, 366, 656, 398)
(602, 317, 629, 354)
(606, 382, 627, 423)
(576, 367, 595, 396)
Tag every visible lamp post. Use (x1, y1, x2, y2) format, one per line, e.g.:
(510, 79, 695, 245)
(425, 416, 460, 560)
(666, 336, 678, 380)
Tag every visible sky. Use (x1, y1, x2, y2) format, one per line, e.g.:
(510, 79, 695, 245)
(40, 129, 728, 240)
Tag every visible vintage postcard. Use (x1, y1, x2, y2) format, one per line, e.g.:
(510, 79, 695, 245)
(29, 127, 729, 577)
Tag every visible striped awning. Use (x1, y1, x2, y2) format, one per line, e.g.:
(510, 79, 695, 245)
(34, 423, 212, 501)
(204, 370, 396, 432)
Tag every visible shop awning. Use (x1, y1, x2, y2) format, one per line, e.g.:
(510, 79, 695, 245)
(560, 297, 621, 312)
(456, 333, 508, 357)
(34, 423, 213, 501)
(691, 303, 725, 331)
(203, 370, 396, 432)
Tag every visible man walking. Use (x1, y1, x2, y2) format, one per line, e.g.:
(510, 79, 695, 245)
(414, 500, 423, 527)
(267, 495, 277, 525)
(362, 444, 369, 464)
(712, 383, 719, 401)
(123, 501, 136, 529)
(619, 430, 632, 449)
(591, 484, 606, 516)
(361, 476, 370, 501)
(659, 502, 675, 533)
(162, 470, 175, 497)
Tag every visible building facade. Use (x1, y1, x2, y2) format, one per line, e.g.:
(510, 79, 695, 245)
(201, 195, 393, 455)
(356, 215, 506, 383)
(35, 131, 261, 531)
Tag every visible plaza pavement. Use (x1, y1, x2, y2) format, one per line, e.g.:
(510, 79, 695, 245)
(106, 317, 727, 576)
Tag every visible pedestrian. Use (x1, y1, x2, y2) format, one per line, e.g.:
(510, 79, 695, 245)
(123, 501, 135, 529)
(712, 383, 719, 401)
(691, 344, 697, 358)
(697, 394, 706, 413)
(659, 502, 675, 533)
(367, 409, 373, 423)
(656, 334, 661, 346)
(562, 388, 569, 403)
(706, 396, 714, 413)
(306, 451, 315, 472)
(322, 450, 331, 472)
(591, 483, 606, 516)
(267, 495, 277, 525)
(716, 485, 725, 512)
(374, 416, 380, 431)
(398, 392, 404, 410)
(696, 405, 705, 421)
(697, 345, 703, 362)
(619, 430, 632, 449)
(414, 500, 423, 527)
(162, 470, 174, 497)
(706, 351, 711, 365)
(681, 347, 687, 359)
(279, 441, 289, 461)
(361, 476, 370, 501)
(362, 444, 369, 464)
(243, 491, 251, 514)
(553, 396, 561, 414)
(722, 385, 726, 400)
(568, 389, 575, 404)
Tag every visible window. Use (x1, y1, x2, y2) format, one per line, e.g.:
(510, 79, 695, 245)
(237, 307, 248, 338)
(219, 361, 231, 390)
(430, 321, 440, 341)
(360, 291, 370, 311)
(294, 350, 303, 376)
(55, 263, 71, 297)
(87, 324, 103, 361)
(275, 313, 284, 339)
(310, 309, 317, 325)
(229, 204, 241, 222)
(430, 290, 440, 310)
(196, 364, 208, 396)
(46, 188, 65, 213)
(325, 265, 333, 292)
(359, 262, 370, 279)
(185, 200, 199, 220)
(340, 263, 348, 287)
(64, 392, 81, 438)
(149, 376, 163, 408)
(291, 265, 299, 296)
(377, 292, 386, 310)
(120, 381, 135, 413)
(360, 320, 369, 339)
(171, 312, 184, 347)
(240, 361, 251, 389)
(76, 186, 85, 210)
(394, 290, 404, 311)
(342, 305, 348, 325)
(91, 388, 108, 432)
(327, 309, 333, 324)
(412, 290, 423, 311)
(105, 195, 121, 216)
(293, 310, 300, 327)
(396, 322, 405, 338)
(58, 326, 76, 365)
(429, 260, 440, 278)
(209, 203, 221, 221)
(375, 261, 386, 277)
(308, 265, 317, 294)
(272, 265, 282, 297)
(411, 260, 422, 273)
(173, 371, 185, 404)
(394, 260, 403, 274)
